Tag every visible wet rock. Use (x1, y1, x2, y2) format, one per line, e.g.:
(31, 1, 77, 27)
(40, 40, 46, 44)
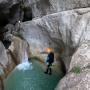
(0, 41, 8, 68)
(0, 41, 15, 78)
(0, 78, 4, 90)
(5, 50, 16, 76)
(0, 42, 15, 90)
(9, 35, 31, 63)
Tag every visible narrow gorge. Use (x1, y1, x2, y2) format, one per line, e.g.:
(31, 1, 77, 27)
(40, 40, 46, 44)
(0, 0, 90, 90)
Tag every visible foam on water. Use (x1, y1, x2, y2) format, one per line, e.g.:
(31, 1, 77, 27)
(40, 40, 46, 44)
(16, 49, 33, 71)
(16, 62, 33, 71)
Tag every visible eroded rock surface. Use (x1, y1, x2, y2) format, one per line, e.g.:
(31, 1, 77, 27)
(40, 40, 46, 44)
(9, 36, 31, 63)
(1, 0, 90, 90)
(69, 42, 90, 71)
(56, 42, 90, 90)
(0, 41, 16, 90)
(56, 69, 90, 90)
(1, 0, 90, 28)
(19, 8, 90, 70)
(0, 42, 8, 68)
(0, 41, 16, 76)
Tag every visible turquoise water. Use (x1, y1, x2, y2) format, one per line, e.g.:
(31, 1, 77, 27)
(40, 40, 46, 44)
(4, 60, 63, 90)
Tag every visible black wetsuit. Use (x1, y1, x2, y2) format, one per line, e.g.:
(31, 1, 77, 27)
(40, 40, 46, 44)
(45, 52, 54, 75)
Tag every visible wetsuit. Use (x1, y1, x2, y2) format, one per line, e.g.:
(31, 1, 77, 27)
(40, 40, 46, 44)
(45, 52, 54, 75)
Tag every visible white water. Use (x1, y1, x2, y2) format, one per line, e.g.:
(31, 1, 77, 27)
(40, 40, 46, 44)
(16, 62, 33, 71)
(22, 50, 28, 63)
(16, 50, 33, 71)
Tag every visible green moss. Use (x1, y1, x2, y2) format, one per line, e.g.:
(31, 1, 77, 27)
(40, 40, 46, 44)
(71, 66, 81, 74)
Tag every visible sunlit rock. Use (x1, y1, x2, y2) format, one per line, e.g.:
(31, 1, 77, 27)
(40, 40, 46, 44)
(20, 21, 57, 60)
(69, 42, 90, 71)
(55, 36, 90, 90)
(55, 69, 90, 90)
(53, 8, 90, 90)
(56, 42, 90, 90)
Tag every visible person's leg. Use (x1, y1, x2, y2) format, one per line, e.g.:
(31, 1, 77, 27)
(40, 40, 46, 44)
(49, 67, 52, 75)
(48, 64, 52, 75)
(44, 65, 49, 74)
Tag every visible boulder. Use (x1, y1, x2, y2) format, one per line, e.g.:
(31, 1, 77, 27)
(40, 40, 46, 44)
(0, 41, 15, 78)
(55, 42, 90, 90)
(0, 41, 15, 90)
(55, 69, 90, 90)
(0, 42, 8, 68)
(69, 42, 90, 71)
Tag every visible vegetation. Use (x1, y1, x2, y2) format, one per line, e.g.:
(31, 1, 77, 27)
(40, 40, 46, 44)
(71, 66, 81, 74)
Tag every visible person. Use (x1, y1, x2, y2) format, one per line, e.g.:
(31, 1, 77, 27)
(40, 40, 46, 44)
(44, 51, 54, 75)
